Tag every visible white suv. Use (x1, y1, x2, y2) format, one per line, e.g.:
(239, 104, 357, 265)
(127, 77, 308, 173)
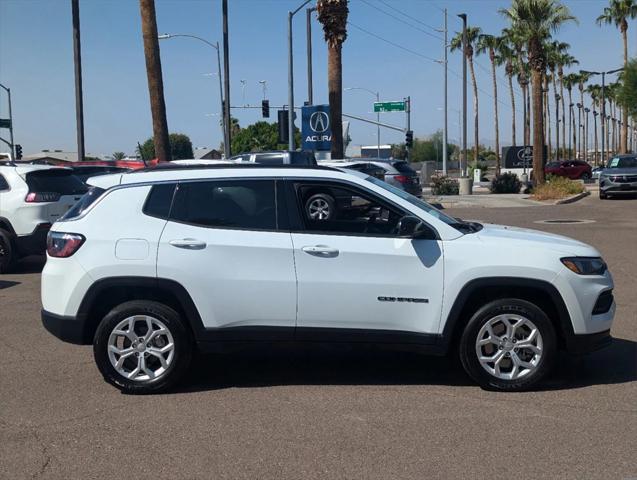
(0, 162, 87, 272)
(41, 165, 615, 393)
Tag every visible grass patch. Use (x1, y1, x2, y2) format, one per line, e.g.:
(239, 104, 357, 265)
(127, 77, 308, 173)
(532, 175, 585, 201)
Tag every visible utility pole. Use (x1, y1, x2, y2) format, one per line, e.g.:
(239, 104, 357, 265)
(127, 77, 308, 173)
(71, 0, 85, 162)
(441, 9, 448, 175)
(0, 84, 14, 157)
(306, 6, 316, 105)
(458, 13, 467, 177)
(406, 96, 411, 162)
(222, 0, 231, 157)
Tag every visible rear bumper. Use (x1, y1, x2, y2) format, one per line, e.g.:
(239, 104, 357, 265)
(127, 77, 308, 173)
(564, 330, 612, 354)
(41, 309, 90, 344)
(15, 223, 50, 256)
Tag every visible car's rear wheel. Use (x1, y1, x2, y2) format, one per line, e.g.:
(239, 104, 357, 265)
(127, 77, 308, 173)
(0, 229, 16, 274)
(459, 298, 556, 391)
(93, 300, 192, 394)
(581, 172, 591, 180)
(305, 193, 335, 221)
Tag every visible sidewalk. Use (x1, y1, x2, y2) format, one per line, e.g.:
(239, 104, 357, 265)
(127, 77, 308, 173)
(423, 193, 546, 209)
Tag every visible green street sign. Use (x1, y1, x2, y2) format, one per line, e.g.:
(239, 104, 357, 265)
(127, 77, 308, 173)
(374, 101, 405, 113)
(0, 118, 12, 129)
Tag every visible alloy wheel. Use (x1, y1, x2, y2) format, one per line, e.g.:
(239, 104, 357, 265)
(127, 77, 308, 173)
(475, 314, 543, 381)
(107, 315, 175, 381)
(307, 198, 331, 220)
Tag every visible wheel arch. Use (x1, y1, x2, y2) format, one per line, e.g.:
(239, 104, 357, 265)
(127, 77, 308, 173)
(77, 277, 204, 344)
(441, 277, 573, 353)
(0, 217, 15, 235)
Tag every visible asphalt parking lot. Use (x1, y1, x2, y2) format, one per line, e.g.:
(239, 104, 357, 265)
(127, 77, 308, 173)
(1, 194, 635, 480)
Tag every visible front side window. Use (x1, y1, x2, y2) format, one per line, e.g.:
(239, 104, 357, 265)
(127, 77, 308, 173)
(171, 179, 276, 230)
(294, 181, 404, 236)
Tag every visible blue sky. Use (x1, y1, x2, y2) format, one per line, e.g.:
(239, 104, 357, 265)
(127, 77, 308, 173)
(0, 0, 629, 156)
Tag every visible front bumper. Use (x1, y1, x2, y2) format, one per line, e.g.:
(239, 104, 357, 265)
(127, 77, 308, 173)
(41, 309, 90, 344)
(599, 178, 637, 194)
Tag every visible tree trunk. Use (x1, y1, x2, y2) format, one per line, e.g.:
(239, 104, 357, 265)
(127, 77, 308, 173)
(328, 43, 344, 159)
(620, 26, 628, 153)
(490, 51, 500, 174)
(139, 0, 171, 161)
(569, 89, 575, 157)
(508, 75, 516, 147)
(552, 74, 559, 161)
(526, 86, 531, 146)
(593, 113, 598, 166)
(559, 73, 566, 156)
(545, 75, 552, 162)
(531, 68, 545, 184)
(468, 57, 479, 166)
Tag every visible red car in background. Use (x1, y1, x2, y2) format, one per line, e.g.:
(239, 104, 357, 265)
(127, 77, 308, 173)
(545, 160, 592, 180)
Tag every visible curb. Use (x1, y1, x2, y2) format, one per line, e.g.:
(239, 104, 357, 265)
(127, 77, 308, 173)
(553, 191, 590, 205)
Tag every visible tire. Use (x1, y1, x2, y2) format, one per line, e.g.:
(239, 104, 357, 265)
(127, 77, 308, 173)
(459, 298, 556, 391)
(0, 228, 16, 274)
(93, 300, 193, 394)
(305, 193, 335, 221)
(580, 172, 591, 181)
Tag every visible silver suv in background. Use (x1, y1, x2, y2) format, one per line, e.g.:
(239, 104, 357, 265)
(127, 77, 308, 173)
(599, 155, 637, 199)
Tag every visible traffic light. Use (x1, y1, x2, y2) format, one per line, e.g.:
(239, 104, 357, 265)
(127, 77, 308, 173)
(262, 100, 270, 118)
(15, 144, 22, 160)
(405, 130, 413, 148)
(277, 110, 289, 144)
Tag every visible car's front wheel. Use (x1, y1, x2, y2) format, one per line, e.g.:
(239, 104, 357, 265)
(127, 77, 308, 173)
(459, 298, 556, 391)
(94, 300, 193, 394)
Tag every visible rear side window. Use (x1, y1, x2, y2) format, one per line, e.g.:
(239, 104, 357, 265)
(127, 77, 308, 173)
(0, 174, 8, 191)
(171, 180, 276, 230)
(392, 162, 416, 174)
(61, 187, 105, 220)
(143, 183, 176, 219)
(26, 170, 87, 195)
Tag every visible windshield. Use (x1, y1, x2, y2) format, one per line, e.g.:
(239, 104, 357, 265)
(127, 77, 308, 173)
(365, 176, 466, 229)
(606, 157, 637, 169)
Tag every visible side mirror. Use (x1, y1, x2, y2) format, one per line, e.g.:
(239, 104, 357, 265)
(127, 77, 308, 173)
(396, 215, 436, 239)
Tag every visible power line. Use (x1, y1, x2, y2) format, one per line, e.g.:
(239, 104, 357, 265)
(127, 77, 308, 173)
(377, 0, 443, 33)
(347, 21, 440, 63)
(360, 0, 443, 40)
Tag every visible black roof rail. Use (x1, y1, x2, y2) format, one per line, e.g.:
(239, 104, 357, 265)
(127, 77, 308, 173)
(130, 163, 340, 174)
(0, 160, 17, 167)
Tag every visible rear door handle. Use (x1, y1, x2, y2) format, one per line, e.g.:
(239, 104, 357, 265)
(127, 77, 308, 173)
(301, 245, 339, 258)
(169, 238, 207, 250)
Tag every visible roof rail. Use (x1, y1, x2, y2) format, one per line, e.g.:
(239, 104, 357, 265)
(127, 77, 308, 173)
(131, 163, 340, 173)
(0, 160, 17, 167)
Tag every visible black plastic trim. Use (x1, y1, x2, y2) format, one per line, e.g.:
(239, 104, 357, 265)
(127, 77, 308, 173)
(564, 330, 612, 354)
(41, 309, 87, 345)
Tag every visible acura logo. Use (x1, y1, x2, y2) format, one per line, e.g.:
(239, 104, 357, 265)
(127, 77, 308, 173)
(309, 111, 330, 133)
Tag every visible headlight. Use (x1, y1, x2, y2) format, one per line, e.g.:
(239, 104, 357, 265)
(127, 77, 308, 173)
(561, 257, 607, 275)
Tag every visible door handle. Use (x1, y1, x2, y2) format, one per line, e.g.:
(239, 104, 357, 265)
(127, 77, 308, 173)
(169, 238, 207, 250)
(301, 245, 339, 258)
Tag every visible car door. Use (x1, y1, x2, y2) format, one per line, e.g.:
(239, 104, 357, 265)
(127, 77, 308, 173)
(157, 178, 297, 337)
(286, 179, 444, 339)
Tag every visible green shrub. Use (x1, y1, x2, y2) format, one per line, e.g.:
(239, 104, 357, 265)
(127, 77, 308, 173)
(430, 175, 459, 195)
(468, 161, 489, 180)
(490, 172, 522, 194)
(532, 174, 585, 200)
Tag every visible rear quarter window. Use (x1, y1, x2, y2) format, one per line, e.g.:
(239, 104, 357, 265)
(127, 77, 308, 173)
(143, 183, 176, 219)
(60, 187, 106, 220)
(26, 170, 87, 195)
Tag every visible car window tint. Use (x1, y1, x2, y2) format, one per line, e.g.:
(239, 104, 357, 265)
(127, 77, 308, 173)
(61, 187, 106, 220)
(143, 183, 176, 219)
(294, 182, 403, 236)
(0, 174, 9, 191)
(25, 170, 87, 195)
(392, 162, 416, 174)
(253, 154, 284, 165)
(171, 180, 276, 230)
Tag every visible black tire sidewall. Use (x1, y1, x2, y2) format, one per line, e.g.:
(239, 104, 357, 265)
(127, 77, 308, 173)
(93, 300, 192, 394)
(0, 229, 15, 274)
(305, 193, 335, 220)
(459, 298, 556, 391)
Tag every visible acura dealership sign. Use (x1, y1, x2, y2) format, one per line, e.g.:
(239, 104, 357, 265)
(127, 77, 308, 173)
(302, 104, 332, 151)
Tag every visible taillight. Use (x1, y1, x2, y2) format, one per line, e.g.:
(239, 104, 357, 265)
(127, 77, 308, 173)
(25, 192, 61, 203)
(395, 175, 409, 184)
(46, 232, 85, 258)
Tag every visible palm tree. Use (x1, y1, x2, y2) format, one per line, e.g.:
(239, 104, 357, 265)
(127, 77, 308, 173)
(546, 41, 570, 160)
(586, 83, 602, 164)
(543, 72, 552, 161)
(577, 72, 591, 159)
(562, 73, 579, 157)
(497, 41, 517, 146)
(500, 0, 577, 184)
(112, 151, 126, 160)
(139, 0, 171, 162)
(451, 26, 482, 166)
(503, 27, 530, 146)
(477, 33, 505, 173)
(597, 0, 637, 153)
(556, 52, 578, 155)
(317, 0, 349, 160)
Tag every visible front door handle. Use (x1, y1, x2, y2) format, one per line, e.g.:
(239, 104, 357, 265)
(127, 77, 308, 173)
(301, 245, 339, 258)
(169, 238, 207, 250)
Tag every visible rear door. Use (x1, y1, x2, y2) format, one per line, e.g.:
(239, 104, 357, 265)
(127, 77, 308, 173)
(157, 178, 297, 335)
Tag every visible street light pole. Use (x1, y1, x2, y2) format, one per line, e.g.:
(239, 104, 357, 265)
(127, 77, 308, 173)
(288, 0, 312, 151)
(71, 0, 85, 162)
(0, 83, 14, 157)
(306, 6, 316, 105)
(222, 0, 231, 157)
(158, 34, 227, 158)
(458, 13, 467, 177)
